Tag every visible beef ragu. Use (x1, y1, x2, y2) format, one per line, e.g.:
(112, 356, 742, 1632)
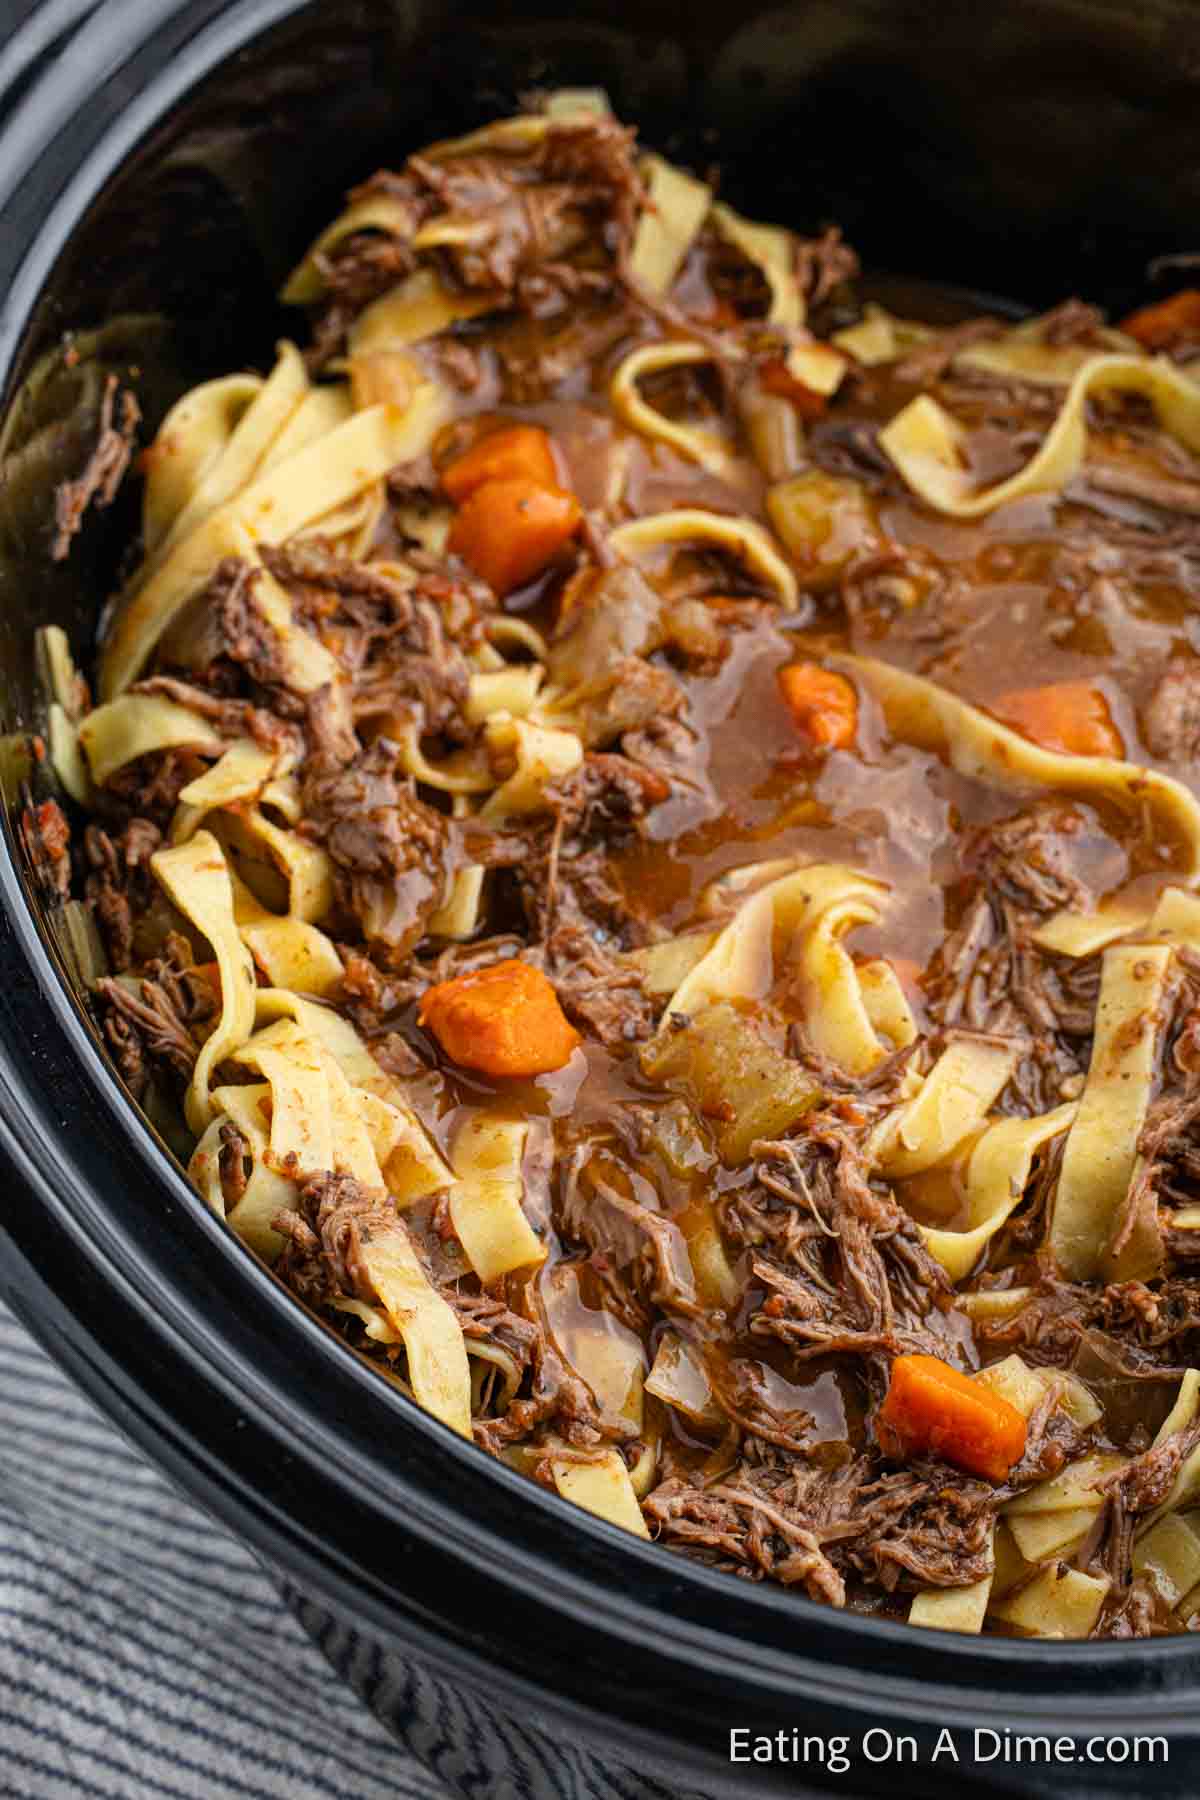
(33, 92, 1200, 1639)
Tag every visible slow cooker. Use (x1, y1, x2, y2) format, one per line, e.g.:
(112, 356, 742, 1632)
(3, 3, 1200, 1794)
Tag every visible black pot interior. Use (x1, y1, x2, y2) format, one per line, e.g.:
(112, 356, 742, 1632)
(5, 0, 1200, 1782)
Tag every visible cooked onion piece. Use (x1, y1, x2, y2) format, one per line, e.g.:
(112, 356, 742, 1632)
(1050, 943, 1174, 1282)
(645, 1332, 722, 1429)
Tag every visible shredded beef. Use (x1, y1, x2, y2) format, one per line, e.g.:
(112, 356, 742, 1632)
(740, 1129, 953, 1371)
(51, 375, 141, 561)
(558, 1142, 702, 1326)
(645, 1450, 994, 1602)
(83, 819, 161, 970)
(310, 114, 642, 367)
(301, 739, 451, 964)
(273, 1170, 405, 1309)
(93, 932, 215, 1097)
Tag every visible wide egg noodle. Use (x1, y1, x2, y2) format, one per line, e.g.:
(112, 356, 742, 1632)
(447, 1113, 546, 1283)
(856, 958, 918, 1051)
(609, 341, 739, 475)
(879, 351, 1200, 519)
(551, 1451, 650, 1538)
(609, 509, 799, 610)
(480, 715, 584, 822)
(628, 154, 712, 296)
(1139, 1373, 1200, 1539)
(660, 860, 887, 1042)
(229, 867, 345, 1001)
(169, 739, 286, 843)
(1050, 942, 1174, 1282)
(99, 383, 446, 699)
(988, 1564, 1110, 1638)
(233, 1017, 335, 1178)
(141, 371, 264, 558)
(708, 201, 804, 328)
(953, 313, 1136, 388)
(149, 831, 258, 1134)
(871, 1037, 1020, 1179)
(250, 988, 453, 1201)
(143, 343, 310, 566)
(78, 693, 223, 789)
(350, 1224, 473, 1439)
(919, 1102, 1077, 1280)
(281, 193, 426, 306)
(1035, 883, 1200, 960)
(838, 654, 1200, 879)
(188, 1080, 297, 1259)
(831, 304, 932, 367)
(789, 888, 891, 1076)
(347, 270, 497, 357)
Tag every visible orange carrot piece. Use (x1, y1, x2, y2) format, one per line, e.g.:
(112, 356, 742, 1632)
(418, 958, 581, 1078)
(878, 1354, 1027, 1482)
(990, 681, 1122, 759)
(441, 424, 560, 504)
(758, 358, 827, 420)
(1120, 289, 1200, 352)
(447, 477, 582, 597)
(777, 662, 858, 750)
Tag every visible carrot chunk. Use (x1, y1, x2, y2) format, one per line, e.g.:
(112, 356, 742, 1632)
(1120, 289, 1200, 352)
(418, 958, 581, 1078)
(990, 680, 1122, 759)
(878, 1354, 1027, 1482)
(777, 662, 858, 750)
(447, 477, 582, 597)
(441, 424, 560, 504)
(758, 357, 827, 420)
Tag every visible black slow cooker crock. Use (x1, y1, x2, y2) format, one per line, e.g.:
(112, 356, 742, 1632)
(3, 3, 1200, 1795)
